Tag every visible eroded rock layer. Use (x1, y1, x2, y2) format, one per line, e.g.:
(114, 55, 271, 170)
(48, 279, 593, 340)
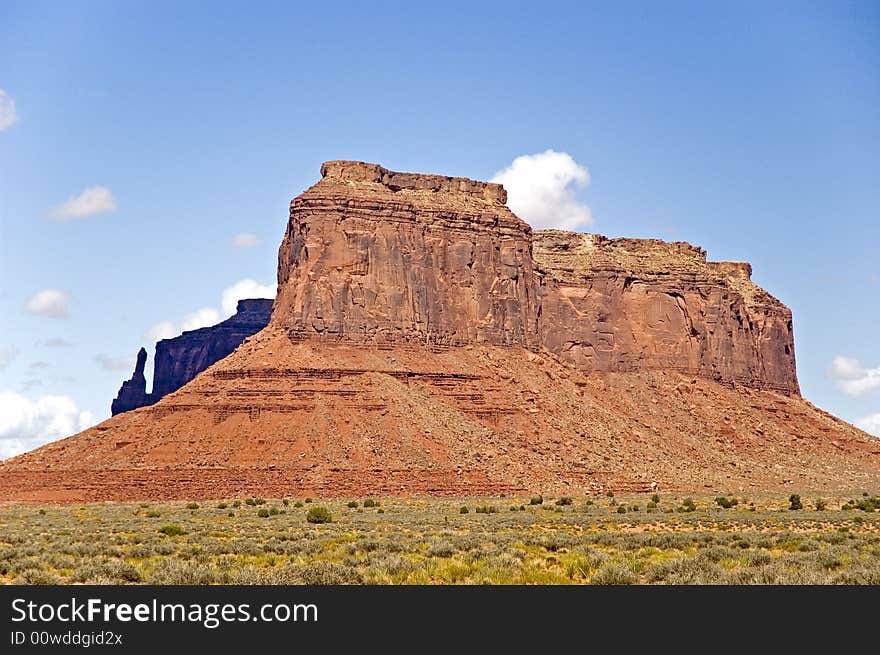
(534, 231, 799, 394)
(1, 161, 876, 501)
(275, 161, 540, 348)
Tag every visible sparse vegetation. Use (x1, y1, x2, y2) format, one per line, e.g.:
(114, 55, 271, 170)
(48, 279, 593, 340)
(715, 496, 739, 509)
(158, 525, 187, 537)
(555, 497, 573, 506)
(185, 502, 199, 510)
(680, 498, 697, 513)
(1, 493, 877, 585)
(306, 506, 332, 524)
(789, 494, 803, 511)
(347, 501, 359, 508)
(529, 495, 543, 505)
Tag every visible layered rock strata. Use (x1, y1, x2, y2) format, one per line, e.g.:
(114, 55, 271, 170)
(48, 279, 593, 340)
(2, 161, 876, 502)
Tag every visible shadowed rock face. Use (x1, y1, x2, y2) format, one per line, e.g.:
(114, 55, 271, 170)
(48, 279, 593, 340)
(110, 347, 148, 415)
(110, 299, 273, 415)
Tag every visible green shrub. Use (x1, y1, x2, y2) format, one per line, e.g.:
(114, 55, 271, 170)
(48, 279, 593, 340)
(584, 499, 594, 506)
(789, 494, 803, 511)
(227, 511, 234, 517)
(158, 525, 187, 537)
(651, 493, 660, 504)
(185, 502, 199, 510)
(217, 502, 228, 509)
(459, 506, 469, 514)
(245, 498, 256, 506)
(347, 501, 359, 508)
(617, 505, 627, 514)
(475, 505, 498, 514)
(254, 498, 266, 505)
(363, 499, 378, 508)
(282, 499, 290, 506)
(555, 497, 573, 506)
(529, 495, 543, 505)
(304, 498, 313, 503)
(606, 490, 615, 498)
(646, 501, 657, 510)
(680, 498, 696, 512)
(232, 500, 241, 508)
(814, 498, 827, 511)
(715, 496, 738, 509)
(269, 507, 280, 516)
(146, 510, 161, 518)
(855, 497, 880, 512)
(38, 509, 47, 515)
(294, 501, 303, 508)
(509, 505, 519, 512)
(257, 508, 270, 518)
(306, 506, 332, 524)
(377, 508, 384, 514)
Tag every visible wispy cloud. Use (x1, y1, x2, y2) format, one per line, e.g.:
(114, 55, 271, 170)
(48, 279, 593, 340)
(41, 337, 72, 348)
(49, 186, 117, 220)
(829, 356, 880, 396)
(29, 361, 49, 370)
(232, 233, 261, 248)
(492, 150, 593, 231)
(0, 89, 17, 131)
(25, 289, 69, 319)
(94, 354, 136, 371)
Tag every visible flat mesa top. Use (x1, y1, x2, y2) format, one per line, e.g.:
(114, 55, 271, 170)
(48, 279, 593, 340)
(319, 160, 508, 204)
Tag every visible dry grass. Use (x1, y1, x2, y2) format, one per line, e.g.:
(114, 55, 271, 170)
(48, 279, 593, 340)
(1, 492, 878, 585)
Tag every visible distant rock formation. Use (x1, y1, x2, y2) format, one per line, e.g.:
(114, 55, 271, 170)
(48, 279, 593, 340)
(110, 298, 273, 415)
(5, 161, 878, 503)
(110, 347, 149, 415)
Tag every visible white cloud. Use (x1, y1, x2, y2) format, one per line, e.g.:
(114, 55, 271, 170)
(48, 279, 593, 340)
(855, 413, 880, 438)
(0, 347, 19, 370)
(232, 232, 261, 248)
(49, 186, 117, 220)
(0, 89, 18, 131)
(94, 353, 136, 371)
(25, 289, 69, 319)
(221, 279, 275, 317)
(181, 307, 221, 332)
(144, 321, 177, 343)
(829, 356, 880, 396)
(491, 150, 593, 231)
(0, 392, 96, 459)
(145, 278, 275, 345)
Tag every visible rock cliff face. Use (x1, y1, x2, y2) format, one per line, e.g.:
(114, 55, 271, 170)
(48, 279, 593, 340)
(275, 161, 540, 348)
(534, 231, 799, 394)
(275, 161, 797, 394)
(110, 299, 273, 415)
(3, 161, 877, 502)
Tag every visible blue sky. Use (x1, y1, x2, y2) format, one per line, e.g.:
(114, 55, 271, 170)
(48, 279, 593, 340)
(1, 1, 878, 455)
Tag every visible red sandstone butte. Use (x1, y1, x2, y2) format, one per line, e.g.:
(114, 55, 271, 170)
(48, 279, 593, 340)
(1, 161, 877, 502)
